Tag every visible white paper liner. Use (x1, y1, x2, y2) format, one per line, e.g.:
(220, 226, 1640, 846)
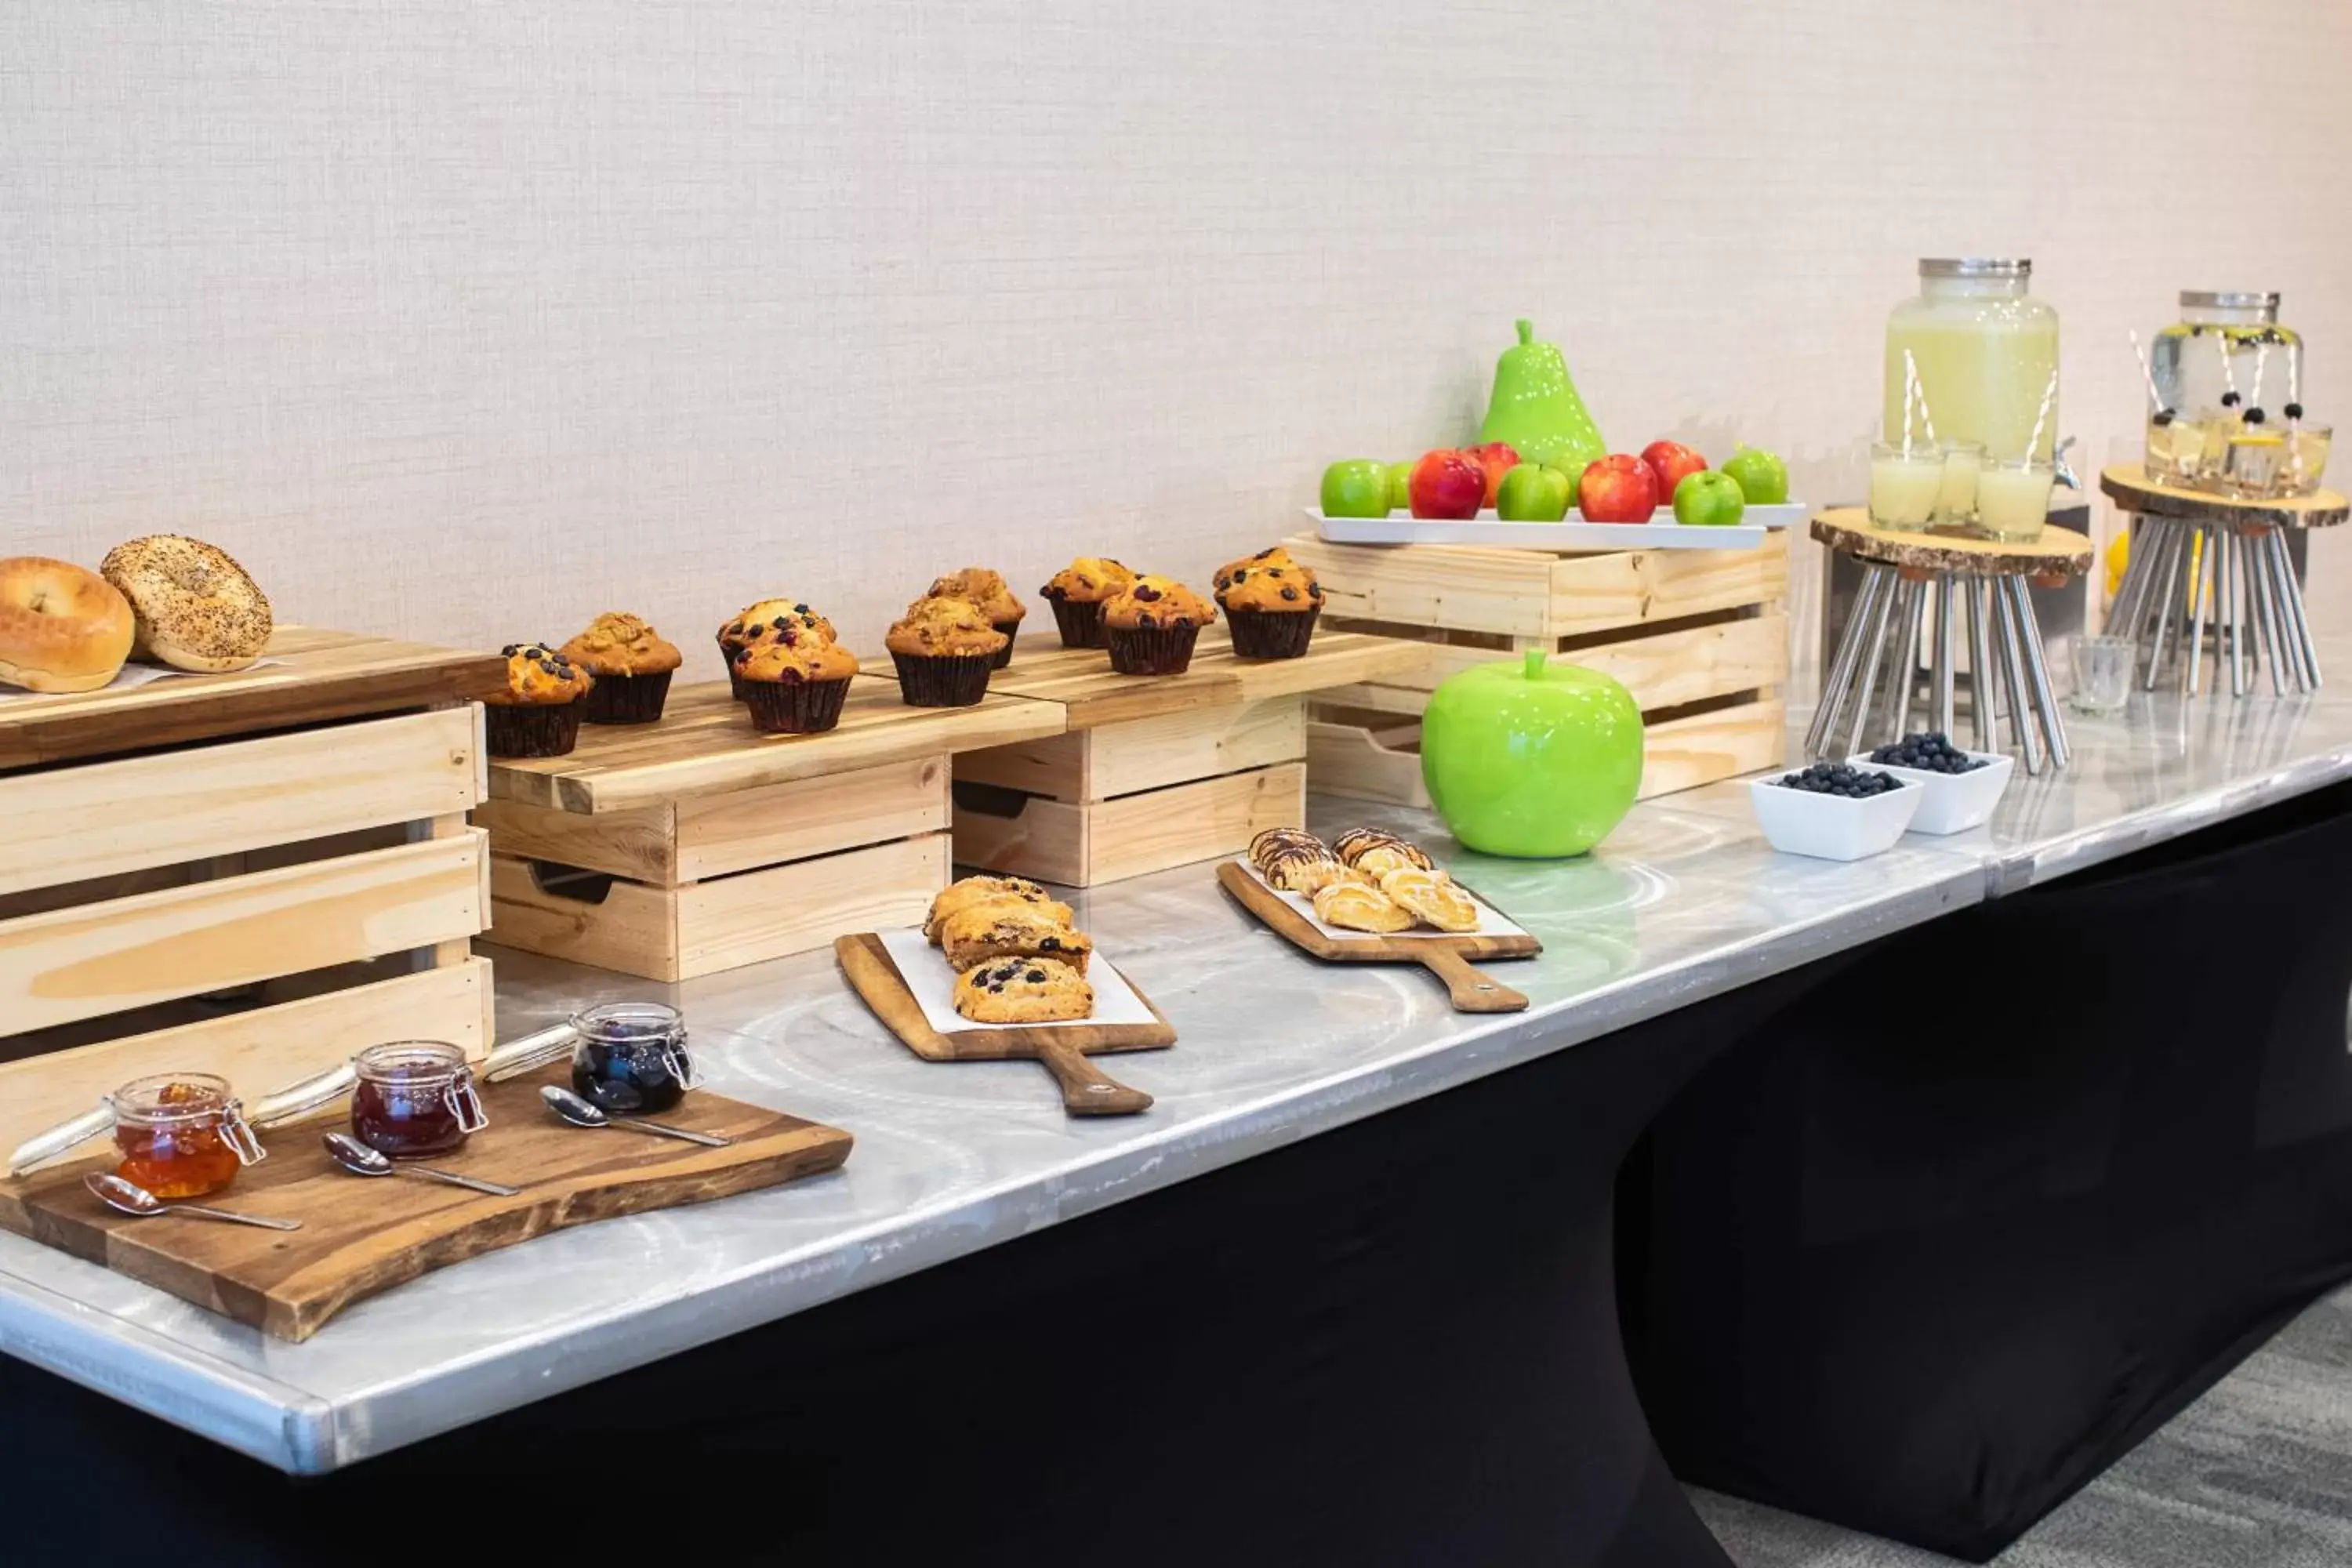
(1233, 858, 1528, 942)
(0, 658, 283, 704)
(876, 927, 1158, 1034)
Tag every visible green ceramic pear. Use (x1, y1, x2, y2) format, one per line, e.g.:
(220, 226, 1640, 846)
(1479, 319, 1606, 475)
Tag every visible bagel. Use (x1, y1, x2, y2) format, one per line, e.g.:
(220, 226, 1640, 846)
(100, 535, 274, 673)
(0, 557, 136, 694)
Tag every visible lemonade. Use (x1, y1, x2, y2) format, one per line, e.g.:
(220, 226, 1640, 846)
(1869, 442, 1942, 530)
(1886, 260, 2060, 463)
(1976, 459, 2053, 543)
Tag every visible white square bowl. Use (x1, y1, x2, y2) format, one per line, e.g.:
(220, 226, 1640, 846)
(1748, 772, 1925, 861)
(1844, 749, 2014, 836)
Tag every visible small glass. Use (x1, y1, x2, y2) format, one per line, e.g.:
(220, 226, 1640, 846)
(2069, 635, 2135, 715)
(1867, 441, 1942, 532)
(1933, 439, 1985, 530)
(2285, 423, 2332, 496)
(571, 1002, 699, 1116)
(2144, 411, 2205, 485)
(111, 1073, 266, 1200)
(2223, 428, 2288, 498)
(1975, 457, 2053, 543)
(350, 1041, 487, 1160)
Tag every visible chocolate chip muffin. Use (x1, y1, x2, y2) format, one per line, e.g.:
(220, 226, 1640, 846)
(887, 595, 1007, 707)
(717, 600, 837, 700)
(735, 637, 860, 735)
(1214, 546, 1324, 660)
(1038, 557, 1138, 649)
(561, 612, 684, 724)
(1101, 575, 1217, 676)
(483, 642, 594, 757)
(939, 904, 1093, 977)
(925, 568, 1025, 669)
(953, 956, 1095, 1024)
(925, 876, 1073, 944)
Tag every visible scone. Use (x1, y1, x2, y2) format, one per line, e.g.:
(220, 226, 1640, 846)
(1312, 879, 1416, 935)
(1261, 844, 1349, 895)
(926, 876, 1073, 944)
(1380, 868, 1480, 933)
(954, 958, 1095, 1024)
(939, 904, 1093, 976)
(1333, 827, 1434, 874)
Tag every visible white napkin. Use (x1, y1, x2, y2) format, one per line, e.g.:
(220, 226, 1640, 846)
(1236, 858, 1527, 942)
(876, 927, 1160, 1034)
(0, 659, 282, 703)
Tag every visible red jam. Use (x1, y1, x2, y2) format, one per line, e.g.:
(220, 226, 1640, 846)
(350, 1042, 483, 1159)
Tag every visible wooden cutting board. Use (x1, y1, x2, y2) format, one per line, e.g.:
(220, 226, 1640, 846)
(1216, 860, 1538, 1013)
(834, 933, 1173, 1116)
(0, 1068, 851, 1341)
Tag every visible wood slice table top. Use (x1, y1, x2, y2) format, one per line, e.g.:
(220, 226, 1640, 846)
(0, 626, 505, 771)
(1809, 510, 2096, 578)
(2099, 463, 2348, 528)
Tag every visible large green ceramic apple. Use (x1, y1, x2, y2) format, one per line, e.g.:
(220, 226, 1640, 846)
(1420, 649, 1643, 857)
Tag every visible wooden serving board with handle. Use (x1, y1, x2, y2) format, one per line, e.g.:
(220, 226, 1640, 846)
(834, 933, 1173, 1116)
(1215, 860, 1538, 1013)
(0, 1066, 851, 1341)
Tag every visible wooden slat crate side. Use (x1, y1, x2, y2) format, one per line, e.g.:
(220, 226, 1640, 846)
(472, 797, 679, 884)
(953, 763, 1306, 887)
(1316, 612, 1790, 719)
(1306, 719, 1431, 808)
(0, 959, 493, 1160)
(1283, 535, 1559, 640)
(955, 698, 1307, 804)
(675, 833, 948, 979)
(487, 856, 681, 982)
(673, 756, 949, 883)
(0, 832, 489, 1039)
(0, 708, 485, 902)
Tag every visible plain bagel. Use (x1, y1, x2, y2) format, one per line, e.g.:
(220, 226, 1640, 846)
(100, 535, 274, 673)
(0, 556, 136, 694)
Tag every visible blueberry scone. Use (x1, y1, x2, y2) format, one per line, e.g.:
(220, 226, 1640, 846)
(925, 875, 1072, 945)
(940, 904, 1094, 976)
(953, 957, 1095, 1023)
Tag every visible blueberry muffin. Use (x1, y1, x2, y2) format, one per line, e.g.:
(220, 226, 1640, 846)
(1038, 557, 1138, 649)
(1312, 879, 1416, 935)
(1379, 867, 1479, 932)
(925, 876, 1073, 944)
(925, 568, 1025, 669)
(887, 595, 1007, 706)
(1214, 546, 1324, 659)
(939, 904, 1093, 977)
(483, 642, 595, 757)
(1101, 575, 1217, 676)
(717, 600, 837, 700)
(561, 612, 684, 724)
(953, 956, 1095, 1024)
(735, 637, 860, 735)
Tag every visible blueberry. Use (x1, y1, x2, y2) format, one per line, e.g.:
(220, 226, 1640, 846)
(2223, 391, 2242, 408)
(2287, 402, 2305, 421)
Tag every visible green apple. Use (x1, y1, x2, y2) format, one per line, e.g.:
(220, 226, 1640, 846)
(1420, 648, 1644, 858)
(1495, 463, 1572, 521)
(1672, 469, 1747, 526)
(1322, 459, 1393, 517)
(1384, 460, 1414, 512)
(1719, 445, 1789, 505)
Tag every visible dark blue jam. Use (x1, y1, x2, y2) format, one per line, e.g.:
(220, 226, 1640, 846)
(572, 1025, 693, 1114)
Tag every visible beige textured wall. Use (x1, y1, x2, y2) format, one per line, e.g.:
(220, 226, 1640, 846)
(7, 1, 2352, 677)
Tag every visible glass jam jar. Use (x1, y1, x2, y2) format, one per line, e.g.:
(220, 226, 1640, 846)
(350, 1042, 487, 1159)
(571, 1002, 698, 1115)
(110, 1073, 266, 1200)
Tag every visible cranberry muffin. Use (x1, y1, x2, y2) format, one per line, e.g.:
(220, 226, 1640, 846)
(717, 600, 837, 699)
(735, 637, 860, 735)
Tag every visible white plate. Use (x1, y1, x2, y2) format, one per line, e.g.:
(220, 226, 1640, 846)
(1307, 504, 1804, 552)
(1231, 859, 1527, 942)
(875, 927, 1159, 1035)
(1844, 749, 2014, 835)
(1748, 773, 1924, 861)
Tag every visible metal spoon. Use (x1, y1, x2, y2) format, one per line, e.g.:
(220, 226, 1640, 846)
(539, 1085, 730, 1148)
(85, 1173, 301, 1231)
(319, 1133, 520, 1197)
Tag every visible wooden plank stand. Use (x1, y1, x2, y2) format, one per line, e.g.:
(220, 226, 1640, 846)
(1284, 530, 1792, 808)
(0, 629, 506, 1161)
(477, 677, 1067, 981)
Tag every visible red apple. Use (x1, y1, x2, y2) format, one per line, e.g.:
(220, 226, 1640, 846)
(1577, 454, 1661, 523)
(1466, 441, 1520, 507)
(1409, 448, 1487, 520)
(1640, 440, 1708, 498)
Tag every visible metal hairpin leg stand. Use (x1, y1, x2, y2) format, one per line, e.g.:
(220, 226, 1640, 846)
(2100, 464, 2345, 696)
(1806, 510, 2096, 773)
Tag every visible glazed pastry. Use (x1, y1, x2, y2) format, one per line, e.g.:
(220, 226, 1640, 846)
(1249, 826, 1327, 874)
(1312, 879, 1416, 935)
(1261, 844, 1349, 895)
(1101, 575, 1218, 676)
(482, 642, 594, 757)
(886, 595, 1007, 707)
(734, 637, 860, 735)
(926, 568, 1025, 668)
(953, 957, 1095, 1024)
(1038, 557, 1138, 648)
(561, 612, 684, 724)
(939, 905, 1093, 977)
(1333, 827, 1434, 873)
(1380, 868, 1480, 933)
(1214, 546, 1324, 660)
(99, 535, 272, 673)
(717, 600, 837, 699)
(926, 876, 1073, 944)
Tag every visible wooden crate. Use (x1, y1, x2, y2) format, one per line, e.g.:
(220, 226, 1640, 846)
(1286, 530, 1791, 808)
(477, 676, 1066, 981)
(926, 628, 1425, 887)
(0, 629, 503, 1159)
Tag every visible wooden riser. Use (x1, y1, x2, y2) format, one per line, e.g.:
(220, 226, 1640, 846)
(952, 696, 1305, 804)
(952, 762, 1306, 887)
(486, 833, 949, 982)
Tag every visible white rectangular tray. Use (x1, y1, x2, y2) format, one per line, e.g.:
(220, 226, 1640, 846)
(1306, 504, 1803, 552)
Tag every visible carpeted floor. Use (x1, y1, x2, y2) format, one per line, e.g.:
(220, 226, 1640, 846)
(1691, 1281, 2352, 1567)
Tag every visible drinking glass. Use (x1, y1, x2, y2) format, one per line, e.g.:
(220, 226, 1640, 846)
(1868, 441, 1941, 532)
(1934, 440, 1984, 530)
(1976, 458, 2053, 543)
(2069, 635, 2134, 714)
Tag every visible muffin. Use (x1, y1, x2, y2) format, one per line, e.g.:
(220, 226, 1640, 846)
(735, 637, 859, 735)
(887, 596, 1007, 707)
(483, 642, 595, 757)
(717, 600, 837, 700)
(561, 613, 683, 724)
(1214, 546, 1324, 660)
(1102, 575, 1217, 676)
(953, 956, 1094, 1024)
(939, 904, 1093, 977)
(926, 876, 1073, 944)
(925, 568, 1025, 669)
(1038, 557, 1138, 649)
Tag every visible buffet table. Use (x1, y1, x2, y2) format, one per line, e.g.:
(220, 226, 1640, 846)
(6, 637, 2352, 1563)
